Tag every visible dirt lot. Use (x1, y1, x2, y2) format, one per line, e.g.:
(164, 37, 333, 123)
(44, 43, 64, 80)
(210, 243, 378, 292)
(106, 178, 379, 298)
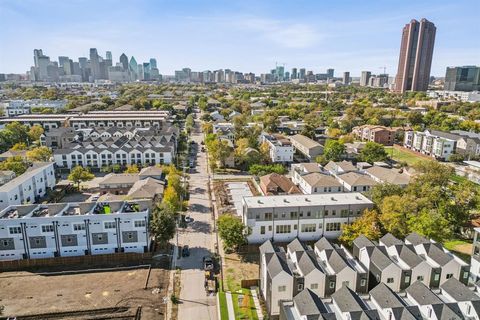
(223, 251, 259, 292)
(0, 267, 169, 319)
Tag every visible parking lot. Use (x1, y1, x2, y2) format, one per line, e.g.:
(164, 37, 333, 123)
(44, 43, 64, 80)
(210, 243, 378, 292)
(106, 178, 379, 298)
(0, 267, 169, 319)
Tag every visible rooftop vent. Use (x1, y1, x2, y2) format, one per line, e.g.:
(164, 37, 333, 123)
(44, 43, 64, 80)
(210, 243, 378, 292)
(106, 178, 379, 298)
(284, 199, 289, 203)
(331, 197, 337, 201)
(356, 196, 361, 200)
(305, 198, 311, 202)
(257, 200, 263, 204)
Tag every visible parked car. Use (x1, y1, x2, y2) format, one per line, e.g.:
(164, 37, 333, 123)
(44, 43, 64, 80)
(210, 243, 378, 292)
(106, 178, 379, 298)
(182, 245, 190, 257)
(203, 256, 214, 271)
(185, 216, 194, 223)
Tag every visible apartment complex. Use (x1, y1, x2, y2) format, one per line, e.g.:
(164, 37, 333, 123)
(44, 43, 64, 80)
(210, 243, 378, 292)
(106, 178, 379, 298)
(404, 129, 480, 160)
(261, 133, 294, 163)
(0, 200, 150, 261)
(0, 162, 56, 210)
(52, 126, 177, 169)
(2, 99, 68, 117)
(352, 125, 403, 146)
(242, 193, 373, 243)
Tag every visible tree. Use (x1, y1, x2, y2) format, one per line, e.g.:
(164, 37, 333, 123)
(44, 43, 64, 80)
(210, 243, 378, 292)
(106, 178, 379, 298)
(28, 125, 44, 142)
(379, 195, 417, 238)
(68, 166, 95, 189)
(208, 139, 233, 168)
(359, 142, 388, 163)
(124, 164, 140, 173)
(248, 164, 286, 176)
(340, 209, 381, 246)
(369, 183, 404, 206)
(0, 156, 28, 175)
(162, 185, 182, 213)
(217, 214, 249, 252)
(407, 209, 451, 242)
(202, 122, 213, 134)
(10, 142, 27, 150)
(323, 139, 345, 161)
(150, 203, 176, 245)
(26, 146, 52, 162)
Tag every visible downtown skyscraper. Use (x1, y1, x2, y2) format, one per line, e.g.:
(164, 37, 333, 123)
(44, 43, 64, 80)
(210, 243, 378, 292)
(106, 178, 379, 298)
(394, 18, 436, 93)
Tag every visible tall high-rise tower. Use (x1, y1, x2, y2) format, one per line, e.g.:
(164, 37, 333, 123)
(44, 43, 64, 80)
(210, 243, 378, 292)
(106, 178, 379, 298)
(119, 53, 129, 71)
(89, 48, 100, 81)
(394, 18, 436, 93)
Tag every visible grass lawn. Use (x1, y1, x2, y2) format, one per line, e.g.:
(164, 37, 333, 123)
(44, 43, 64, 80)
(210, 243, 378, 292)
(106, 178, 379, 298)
(386, 146, 428, 166)
(218, 291, 229, 320)
(231, 289, 259, 320)
(443, 239, 472, 262)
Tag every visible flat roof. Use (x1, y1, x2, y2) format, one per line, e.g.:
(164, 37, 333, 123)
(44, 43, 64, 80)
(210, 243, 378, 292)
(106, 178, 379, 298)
(243, 192, 372, 209)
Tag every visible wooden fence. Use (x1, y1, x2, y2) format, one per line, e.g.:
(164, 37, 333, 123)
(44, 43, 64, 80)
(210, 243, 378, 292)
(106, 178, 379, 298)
(241, 279, 259, 288)
(0, 252, 155, 271)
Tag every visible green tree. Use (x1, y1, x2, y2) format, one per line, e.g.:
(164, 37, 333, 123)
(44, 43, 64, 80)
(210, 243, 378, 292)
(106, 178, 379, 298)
(359, 142, 388, 163)
(369, 183, 404, 206)
(323, 139, 345, 161)
(68, 166, 95, 189)
(162, 185, 182, 213)
(150, 203, 176, 245)
(26, 146, 52, 162)
(248, 164, 286, 176)
(124, 164, 140, 173)
(10, 142, 27, 150)
(340, 209, 381, 246)
(208, 139, 233, 168)
(217, 214, 249, 252)
(407, 209, 451, 242)
(0, 156, 28, 175)
(28, 125, 44, 142)
(379, 194, 417, 238)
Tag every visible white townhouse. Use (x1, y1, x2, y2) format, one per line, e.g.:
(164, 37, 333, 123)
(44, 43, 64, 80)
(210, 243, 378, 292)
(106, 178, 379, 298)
(0, 114, 73, 131)
(242, 193, 373, 244)
(261, 132, 294, 163)
(69, 111, 169, 129)
(0, 162, 56, 210)
(0, 200, 151, 260)
(53, 126, 177, 169)
(404, 130, 457, 160)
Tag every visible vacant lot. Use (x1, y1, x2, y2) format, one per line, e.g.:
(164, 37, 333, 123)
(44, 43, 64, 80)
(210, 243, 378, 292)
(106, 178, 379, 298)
(0, 267, 169, 319)
(386, 145, 431, 166)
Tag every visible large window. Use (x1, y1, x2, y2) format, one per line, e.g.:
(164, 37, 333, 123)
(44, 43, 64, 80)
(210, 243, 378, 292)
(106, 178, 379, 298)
(73, 223, 85, 231)
(9, 226, 22, 234)
(301, 224, 316, 233)
(325, 222, 341, 232)
(134, 220, 146, 228)
(275, 225, 291, 234)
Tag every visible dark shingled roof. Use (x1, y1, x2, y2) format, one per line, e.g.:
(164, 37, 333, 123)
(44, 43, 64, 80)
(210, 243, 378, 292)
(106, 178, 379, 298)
(370, 283, 405, 309)
(441, 277, 480, 302)
(406, 281, 443, 305)
(380, 233, 404, 247)
(331, 286, 368, 313)
(293, 289, 329, 316)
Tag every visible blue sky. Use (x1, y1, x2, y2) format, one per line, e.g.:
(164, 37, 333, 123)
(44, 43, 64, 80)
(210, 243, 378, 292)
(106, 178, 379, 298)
(0, 0, 478, 76)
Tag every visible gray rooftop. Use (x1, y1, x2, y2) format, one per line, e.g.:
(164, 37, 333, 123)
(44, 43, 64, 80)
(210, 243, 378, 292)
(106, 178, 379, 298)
(441, 278, 480, 302)
(406, 281, 443, 305)
(370, 283, 406, 309)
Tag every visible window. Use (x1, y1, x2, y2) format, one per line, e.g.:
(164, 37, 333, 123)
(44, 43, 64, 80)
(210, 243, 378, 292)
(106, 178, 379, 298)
(9, 226, 22, 234)
(264, 212, 272, 220)
(310, 283, 318, 290)
(278, 285, 286, 292)
(290, 212, 297, 219)
(463, 271, 469, 279)
(417, 276, 424, 281)
(268, 225, 272, 231)
(298, 284, 303, 291)
(275, 225, 291, 234)
(387, 278, 394, 283)
(434, 273, 440, 281)
(405, 275, 410, 284)
(360, 279, 367, 287)
(342, 281, 350, 287)
(325, 222, 341, 232)
(41, 225, 54, 233)
(73, 223, 85, 231)
(134, 220, 146, 228)
(104, 221, 116, 229)
(301, 224, 316, 233)
(329, 281, 335, 289)
(446, 273, 453, 279)
(260, 226, 265, 234)
(324, 210, 329, 216)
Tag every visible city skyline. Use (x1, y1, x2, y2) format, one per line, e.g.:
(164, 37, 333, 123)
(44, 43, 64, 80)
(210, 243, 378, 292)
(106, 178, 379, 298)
(1, 0, 479, 76)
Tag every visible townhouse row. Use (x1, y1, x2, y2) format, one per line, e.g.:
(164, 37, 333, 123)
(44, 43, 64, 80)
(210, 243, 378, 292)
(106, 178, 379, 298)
(0, 110, 170, 131)
(242, 192, 374, 243)
(278, 279, 480, 320)
(261, 234, 471, 319)
(0, 200, 151, 261)
(404, 129, 480, 160)
(290, 161, 412, 195)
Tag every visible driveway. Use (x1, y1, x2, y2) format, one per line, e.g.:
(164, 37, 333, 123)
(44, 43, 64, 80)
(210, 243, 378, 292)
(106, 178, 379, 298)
(176, 118, 217, 320)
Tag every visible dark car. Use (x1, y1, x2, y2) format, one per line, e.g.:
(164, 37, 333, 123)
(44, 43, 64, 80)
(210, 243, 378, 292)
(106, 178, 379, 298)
(182, 245, 190, 257)
(203, 255, 214, 271)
